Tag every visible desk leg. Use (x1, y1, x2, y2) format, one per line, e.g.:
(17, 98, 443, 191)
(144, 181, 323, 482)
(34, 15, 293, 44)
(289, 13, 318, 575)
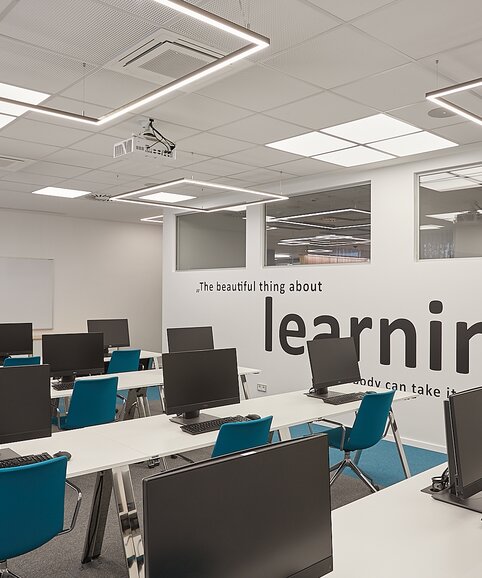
(240, 374, 249, 400)
(82, 470, 113, 563)
(278, 427, 292, 441)
(388, 409, 411, 478)
(152, 356, 160, 370)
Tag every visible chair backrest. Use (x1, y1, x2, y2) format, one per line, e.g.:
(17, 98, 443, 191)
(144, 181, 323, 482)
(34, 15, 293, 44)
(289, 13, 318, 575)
(346, 390, 395, 451)
(0, 456, 67, 560)
(211, 416, 273, 458)
(107, 349, 141, 374)
(64, 376, 118, 429)
(3, 356, 41, 367)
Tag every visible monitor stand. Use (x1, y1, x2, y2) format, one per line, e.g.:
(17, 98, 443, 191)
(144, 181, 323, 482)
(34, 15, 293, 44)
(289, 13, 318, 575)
(305, 385, 346, 400)
(170, 410, 220, 426)
(422, 485, 482, 514)
(0, 448, 20, 461)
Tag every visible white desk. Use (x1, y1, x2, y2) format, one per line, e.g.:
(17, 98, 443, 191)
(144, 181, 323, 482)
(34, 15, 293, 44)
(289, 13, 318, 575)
(330, 463, 482, 578)
(3, 385, 414, 578)
(104, 350, 162, 369)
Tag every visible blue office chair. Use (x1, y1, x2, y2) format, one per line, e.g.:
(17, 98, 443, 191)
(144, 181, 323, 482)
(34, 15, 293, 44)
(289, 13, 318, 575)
(0, 456, 81, 577)
(211, 416, 273, 458)
(55, 376, 119, 430)
(317, 390, 395, 493)
(107, 349, 141, 374)
(3, 356, 41, 367)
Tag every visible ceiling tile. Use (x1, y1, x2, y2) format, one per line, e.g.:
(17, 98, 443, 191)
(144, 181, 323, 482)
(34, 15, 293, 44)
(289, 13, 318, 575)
(265, 91, 377, 130)
(52, 178, 108, 194)
(103, 117, 199, 141)
(44, 149, 114, 169)
(145, 92, 253, 131)
(23, 161, 90, 179)
(0, 180, 40, 193)
(177, 132, 251, 156)
(221, 146, 301, 167)
(143, 168, 219, 183)
(198, 65, 320, 112)
(431, 123, 482, 145)
(264, 26, 409, 89)
(418, 39, 482, 84)
(76, 170, 139, 186)
(186, 158, 252, 177)
(0, 118, 90, 147)
(306, 0, 395, 21)
(69, 133, 122, 156)
(212, 114, 307, 145)
(354, 0, 482, 59)
(0, 136, 59, 159)
(268, 157, 337, 176)
(230, 167, 296, 184)
(388, 101, 465, 131)
(39, 96, 111, 121)
(1, 172, 62, 187)
(334, 63, 450, 111)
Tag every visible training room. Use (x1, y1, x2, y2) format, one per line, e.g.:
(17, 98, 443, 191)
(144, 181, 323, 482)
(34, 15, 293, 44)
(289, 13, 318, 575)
(0, 0, 481, 576)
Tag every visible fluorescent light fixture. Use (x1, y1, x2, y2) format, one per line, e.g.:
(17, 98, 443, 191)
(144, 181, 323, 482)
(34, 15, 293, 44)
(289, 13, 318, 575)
(112, 178, 287, 212)
(0, 113, 16, 129)
(420, 224, 443, 230)
(0, 0, 269, 126)
(426, 211, 470, 222)
(266, 132, 353, 157)
(271, 208, 371, 221)
(0, 82, 49, 117)
(322, 114, 420, 144)
(426, 77, 482, 127)
(420, 177, 480, 191)
(370, 131, 457, 156)
(141, 215, 164, 223)
(308, 249, 332, 253)
(314, 146, 395, 167)
(275, 253, 291, 258)
(225, 205, 247, 212)
(140, 192, 196, 203)
(32, 187, 91, 198)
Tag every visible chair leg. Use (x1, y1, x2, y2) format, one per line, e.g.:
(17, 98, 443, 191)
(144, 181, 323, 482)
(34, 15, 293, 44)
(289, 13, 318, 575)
(329, 459, 343, 472)
(330, 459, 347, 485)
(0, 561, 22, 578)
(346, 459, 379, 493)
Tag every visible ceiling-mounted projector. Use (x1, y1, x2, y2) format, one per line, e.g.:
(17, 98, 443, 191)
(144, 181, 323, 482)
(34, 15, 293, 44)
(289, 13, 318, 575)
(113, 118, 176, 160)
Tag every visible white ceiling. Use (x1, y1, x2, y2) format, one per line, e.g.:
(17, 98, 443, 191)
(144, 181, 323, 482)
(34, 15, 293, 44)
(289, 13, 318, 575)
(0, 0, 480, 223)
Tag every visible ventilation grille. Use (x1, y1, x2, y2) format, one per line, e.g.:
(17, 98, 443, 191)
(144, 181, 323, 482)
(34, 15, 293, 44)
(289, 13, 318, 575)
(139, 44, 213, 77)
(86, 193, 112, 202)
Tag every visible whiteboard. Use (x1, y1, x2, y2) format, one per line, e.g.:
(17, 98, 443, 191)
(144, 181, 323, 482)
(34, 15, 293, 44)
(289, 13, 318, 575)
(0, 257, 54, 329)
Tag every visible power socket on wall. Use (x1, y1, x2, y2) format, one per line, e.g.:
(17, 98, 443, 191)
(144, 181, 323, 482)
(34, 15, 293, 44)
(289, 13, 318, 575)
(257, 383, 268, 393)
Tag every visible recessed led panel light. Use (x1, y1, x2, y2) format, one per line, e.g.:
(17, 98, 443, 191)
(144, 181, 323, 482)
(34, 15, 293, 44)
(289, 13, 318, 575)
(271, 208, 371, 221)
(266, 132, 353, 157)
(426, 77, 482, 127)
(225, 205, 247, 212)
(0, 82, 49, 117)
(420, 224, 444, 230)
(420, 177, 480, 191)
(141, 215, 164, 223)
(32, 187, 91, 198)
(451, 167, 482, 181)
(0, 0, 269, 126)
(314, 146, 395, 167)
(0, 114, 16, 129)
(275, 253, 291, 258)
(426, 211, 470, 222)
(140, 192, 196, 203)
(370, 131, 458, 157)
(322, 114, 420, 144)
(420, 172, 455, 183)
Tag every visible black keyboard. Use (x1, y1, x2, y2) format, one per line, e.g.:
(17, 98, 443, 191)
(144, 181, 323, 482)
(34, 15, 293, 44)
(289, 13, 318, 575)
(52, 382, 74, 391)
(181, 415, 250, 435)
(323, 392, 366, 405)
(0, 452, 53, 469)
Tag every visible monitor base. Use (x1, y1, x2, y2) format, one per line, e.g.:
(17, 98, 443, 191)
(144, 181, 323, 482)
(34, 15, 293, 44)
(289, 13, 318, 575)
(422, 485, 482, 513)
(170, 413, 220, 426)
(306, 389, 347, 400)
(0, 448, 20, 461)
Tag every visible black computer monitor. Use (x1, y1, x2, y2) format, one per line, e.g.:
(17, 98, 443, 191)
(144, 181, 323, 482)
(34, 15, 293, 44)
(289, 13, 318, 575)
(143, 434, 333, 578)
(431, 387, 482, 513)
(0, 364, 52, 458)
(166, 326, 214, 353)
(87, 318, 130, 354)
(0, 322, 33, 362)
(307, 336, 361, 399)
(42, 332, 104, 385)
(162, 347, 240, 424)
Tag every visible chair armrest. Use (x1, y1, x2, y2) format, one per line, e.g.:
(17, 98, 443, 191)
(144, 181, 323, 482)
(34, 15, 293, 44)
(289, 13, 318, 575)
(313, 417, 347, 450)
(58, 480, 82, 535)
(54, 407, 62, 429)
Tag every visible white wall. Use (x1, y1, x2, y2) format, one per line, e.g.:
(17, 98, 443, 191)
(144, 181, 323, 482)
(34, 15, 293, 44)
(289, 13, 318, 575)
(0, 209, 163, 352)
(162, 146, 482, 452)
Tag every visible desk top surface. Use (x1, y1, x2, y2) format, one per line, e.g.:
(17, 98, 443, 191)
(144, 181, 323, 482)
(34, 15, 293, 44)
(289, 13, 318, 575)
(330, 464, 482, 578)
(4, 384, 415, 478)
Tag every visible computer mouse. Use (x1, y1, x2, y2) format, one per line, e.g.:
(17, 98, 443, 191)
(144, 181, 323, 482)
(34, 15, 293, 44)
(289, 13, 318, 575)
(54, 450, 72, 461)
(246, 414, 261, 420)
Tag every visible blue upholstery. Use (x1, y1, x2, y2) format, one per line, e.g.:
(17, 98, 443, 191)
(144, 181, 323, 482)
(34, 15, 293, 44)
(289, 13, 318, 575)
(327, 390, 395, 452)
(107, 349, 141, 374)
(59, 376, 118, 430)
(211, 416, 273, 458)
(0, 456, 67, 560)
(3, 356, 40, 367)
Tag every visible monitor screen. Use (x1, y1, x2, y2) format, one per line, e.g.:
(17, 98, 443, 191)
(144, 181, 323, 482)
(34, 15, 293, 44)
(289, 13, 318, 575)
(162, 348, 239, 416)
(307, 337, 361, 392)
(0, 365, 52, 444)
(448, 387, 482, 499)
(0, 323, 33, 357)
(87, 318, 130, 349)
(42, 332, 104, 378)
(143, 435, 333, 578)
(167, 326, 214, 353)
